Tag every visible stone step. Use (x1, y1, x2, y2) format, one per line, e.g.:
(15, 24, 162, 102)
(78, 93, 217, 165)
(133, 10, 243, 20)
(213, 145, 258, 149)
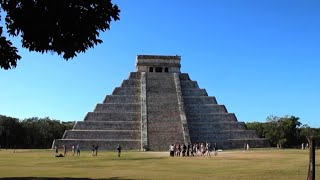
(179, 73, 191, 80)
(84, 112, 140, 121)
(185, 104, 227, 113)
(63, 130, 141, 140)
(53, 139, 141, 150)
(103, 95, 141, 104)
(74, 121, 141, 130)
(121, 79, 141, 87)
(146, 72, 185, 151)
(183, 96, 217, 104)
(182, 88, 208, 96)
(190, 130, 259, 141)
(180, 81, 199, 88)
(188, 122, 247, 131)
(129, 72, 141, 79)
(112, 87, 141, 95)
(186, 113, 237, 122)
(94, 103, 141, 113)
(147, 100, 180, 112)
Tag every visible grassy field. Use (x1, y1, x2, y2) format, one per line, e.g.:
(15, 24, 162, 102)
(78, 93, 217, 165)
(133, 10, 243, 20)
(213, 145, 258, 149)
(0, 148, 319, 180)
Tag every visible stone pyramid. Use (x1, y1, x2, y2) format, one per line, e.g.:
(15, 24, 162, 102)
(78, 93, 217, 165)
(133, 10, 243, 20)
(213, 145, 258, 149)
(53, 55, 269, 150)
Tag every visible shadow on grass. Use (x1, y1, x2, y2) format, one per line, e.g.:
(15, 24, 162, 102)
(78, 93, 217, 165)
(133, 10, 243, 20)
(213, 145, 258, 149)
(0, 178, 134, 180)
(115, 157, 165, 161)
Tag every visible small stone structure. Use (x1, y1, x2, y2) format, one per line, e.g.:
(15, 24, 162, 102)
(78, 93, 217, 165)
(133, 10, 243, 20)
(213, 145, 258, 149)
(53, 55, 269, 150)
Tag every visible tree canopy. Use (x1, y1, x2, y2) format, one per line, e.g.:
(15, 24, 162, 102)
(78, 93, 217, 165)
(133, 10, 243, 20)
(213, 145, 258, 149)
(0, 0, 120, 70)
(0, 115, 74, 148)
(247, 115, 320, 148)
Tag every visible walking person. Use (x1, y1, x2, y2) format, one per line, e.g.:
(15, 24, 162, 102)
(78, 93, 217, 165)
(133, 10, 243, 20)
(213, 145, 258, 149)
(95, 145, 99, 156)
(63, 145, 67, 157)
(92, 145, 95, 156)
(76, 145, 80, 156)
(116, 144, 122, 157)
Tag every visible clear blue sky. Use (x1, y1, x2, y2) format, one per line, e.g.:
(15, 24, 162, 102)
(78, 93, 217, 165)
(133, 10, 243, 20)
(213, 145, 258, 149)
(1, 0, 319, 127)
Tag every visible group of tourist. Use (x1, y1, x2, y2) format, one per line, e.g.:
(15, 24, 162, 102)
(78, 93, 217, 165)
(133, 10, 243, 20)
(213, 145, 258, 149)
(54, 145, 81, 157)
(169, 142, 218, 157)
(54, 144, 122, 157)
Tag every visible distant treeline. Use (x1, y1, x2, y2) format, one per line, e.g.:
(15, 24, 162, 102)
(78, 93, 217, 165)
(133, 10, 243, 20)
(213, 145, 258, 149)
(246, 115, 320, 148)
(0, 114, 319, 149)
(0, 115, 74, 149)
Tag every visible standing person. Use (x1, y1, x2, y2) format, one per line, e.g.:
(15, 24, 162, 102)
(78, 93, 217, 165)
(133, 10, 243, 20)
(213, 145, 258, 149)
(246, 143, 250, 151)
(71, 145, 75, 156)
(196, 143, 201, 156)
(213, 143, 218, 156)
(116, 144, 122, 157)
(63, 145, 67, 157)
(54, 146, 58, 156)
(187, 143, 190, 157)
(182, 144, 187, 157)
(92, 145, 95, 156)
(177, 144, 181, 157)
(205, 142, 211, 157)
(76, 145, 80, 156)
(95, 145, 99, 156)
(169, 144, 174, 157)
(192, 143, 196, 156)
(173, 144, 177, 156)
(200, 143, 205, 156)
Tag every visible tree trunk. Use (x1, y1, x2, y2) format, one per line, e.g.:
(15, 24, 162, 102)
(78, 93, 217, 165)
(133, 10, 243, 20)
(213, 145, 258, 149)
(307, 138, 315, 180)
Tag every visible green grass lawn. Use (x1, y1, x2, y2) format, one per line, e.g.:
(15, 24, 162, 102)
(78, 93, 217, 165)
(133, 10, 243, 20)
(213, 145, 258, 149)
(0, 148, 319, 180)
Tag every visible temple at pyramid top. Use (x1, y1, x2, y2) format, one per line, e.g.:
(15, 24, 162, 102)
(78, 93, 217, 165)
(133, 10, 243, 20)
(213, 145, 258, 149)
(136, 55, 181, 73)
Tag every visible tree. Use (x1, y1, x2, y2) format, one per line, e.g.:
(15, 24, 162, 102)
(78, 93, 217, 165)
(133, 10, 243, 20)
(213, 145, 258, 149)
(300, 124, 320, 144)
(21, 117, 75, 148)
(0, 114, 74, 148)
(264, 115, 301, 148)
(0, 115, 24, 148)
(0, 0, 120, 70)
(246, 122, 266, 138)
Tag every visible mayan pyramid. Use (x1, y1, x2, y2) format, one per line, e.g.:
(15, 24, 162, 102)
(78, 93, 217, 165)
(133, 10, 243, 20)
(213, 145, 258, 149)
(53, 55, 269, 150)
